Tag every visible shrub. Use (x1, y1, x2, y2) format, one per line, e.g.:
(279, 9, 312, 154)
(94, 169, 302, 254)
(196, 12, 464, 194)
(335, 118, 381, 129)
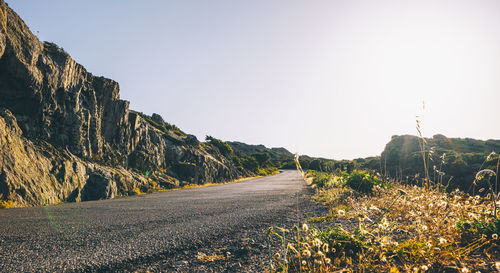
(205, 136, 233, 156)
(311, 171, 342, 189)
(343, 170, 382, 193)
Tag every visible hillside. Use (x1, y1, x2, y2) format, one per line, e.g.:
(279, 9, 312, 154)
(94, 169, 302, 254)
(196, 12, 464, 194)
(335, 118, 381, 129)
(381, 134, 500, 191)
(0, 1, 262, 207)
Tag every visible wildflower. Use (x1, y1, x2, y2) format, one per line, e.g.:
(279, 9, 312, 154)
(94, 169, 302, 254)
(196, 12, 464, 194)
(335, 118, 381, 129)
(322, 243, 329, 253)
(492, 234, 498, 240)
(274, 252, 280, 259)
(302, 249, 311, 258)
(422, 225, 428, 231)
(337, 209, 346, 216)
(316, 251, 324, 257)
(325, 258, 331, 264)
(439, 238, 447, 245)
(421, 265, 429, 271)
(301, 260, 307, 265)
(461, 268, 469, 273)
(313, 238, 322, 247)
(302, 223, 309, 232)
(314, 259, 322, 265)
(426, 241, 432, 248)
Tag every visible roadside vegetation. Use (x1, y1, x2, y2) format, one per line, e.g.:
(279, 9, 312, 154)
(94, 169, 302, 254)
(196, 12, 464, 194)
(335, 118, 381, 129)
(268, 168, 499, 272)
(268, 125, 500, 272)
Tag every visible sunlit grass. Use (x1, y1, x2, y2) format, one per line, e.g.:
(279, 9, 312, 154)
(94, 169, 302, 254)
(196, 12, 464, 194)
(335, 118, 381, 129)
(267, 170, 499, 272)
(0, 198, 15, 209)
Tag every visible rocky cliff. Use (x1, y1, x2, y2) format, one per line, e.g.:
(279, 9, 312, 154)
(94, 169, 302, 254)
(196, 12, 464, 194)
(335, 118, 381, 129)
(0, 1, 248, 207)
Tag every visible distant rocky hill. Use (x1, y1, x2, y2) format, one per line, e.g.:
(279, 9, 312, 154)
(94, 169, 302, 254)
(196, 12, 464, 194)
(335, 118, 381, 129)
(0, 1, 263, 207)
(380, 134, 500, 191)
(227, 141, 292, 159)
(298, 133, 500, 192)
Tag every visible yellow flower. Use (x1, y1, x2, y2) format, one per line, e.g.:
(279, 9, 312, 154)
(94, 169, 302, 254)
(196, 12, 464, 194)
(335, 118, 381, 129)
(492, 234, 498, 240)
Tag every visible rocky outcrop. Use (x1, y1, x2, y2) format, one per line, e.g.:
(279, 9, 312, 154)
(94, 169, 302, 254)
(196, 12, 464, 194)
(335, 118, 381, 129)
(0, 1, 247, 206)
(0, 108, 167, 206)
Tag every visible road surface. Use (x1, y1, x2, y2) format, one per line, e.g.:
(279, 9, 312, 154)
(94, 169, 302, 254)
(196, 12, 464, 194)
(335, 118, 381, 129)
(0, 170, 306, 272)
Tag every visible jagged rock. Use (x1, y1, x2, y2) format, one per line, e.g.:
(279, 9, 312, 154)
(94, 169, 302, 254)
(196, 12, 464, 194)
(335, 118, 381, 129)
(0, 110, 156, 206)
(0, 1, 249, 206)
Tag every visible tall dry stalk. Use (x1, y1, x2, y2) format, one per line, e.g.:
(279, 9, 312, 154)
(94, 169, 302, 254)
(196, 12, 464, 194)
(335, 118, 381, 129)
(416, 118, 429, 189)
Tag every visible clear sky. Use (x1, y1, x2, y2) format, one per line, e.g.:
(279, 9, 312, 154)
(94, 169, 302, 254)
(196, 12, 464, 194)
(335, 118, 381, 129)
(8, 0, 500, 160)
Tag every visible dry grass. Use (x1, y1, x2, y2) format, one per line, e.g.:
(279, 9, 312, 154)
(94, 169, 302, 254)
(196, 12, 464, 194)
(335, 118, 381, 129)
(196, 252, 228, 262)
(0, 198, 16, 209)
(268, 173, 499, 272)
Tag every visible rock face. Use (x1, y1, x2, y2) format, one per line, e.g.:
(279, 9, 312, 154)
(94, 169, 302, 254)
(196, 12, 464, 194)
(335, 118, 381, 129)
(0, 1, 246, 206)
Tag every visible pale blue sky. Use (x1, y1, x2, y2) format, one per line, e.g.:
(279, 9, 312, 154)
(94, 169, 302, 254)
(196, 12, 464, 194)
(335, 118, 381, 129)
(8, 0, 500, 159)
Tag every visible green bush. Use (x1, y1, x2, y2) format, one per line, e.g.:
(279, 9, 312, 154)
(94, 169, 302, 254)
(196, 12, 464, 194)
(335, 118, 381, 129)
(457, 217, 500, 240)
(310, 171, 342, 188)
(205, 136, 233, 156)
(343, 170, 382, 193)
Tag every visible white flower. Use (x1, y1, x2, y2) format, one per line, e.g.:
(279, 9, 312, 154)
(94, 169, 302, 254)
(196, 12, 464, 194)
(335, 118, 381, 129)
(302, 250, 311, 258)
(313, 238, 322, 247)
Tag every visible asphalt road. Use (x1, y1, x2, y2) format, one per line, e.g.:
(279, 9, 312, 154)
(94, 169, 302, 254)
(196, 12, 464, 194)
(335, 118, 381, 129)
(0, 170, 306, 272)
